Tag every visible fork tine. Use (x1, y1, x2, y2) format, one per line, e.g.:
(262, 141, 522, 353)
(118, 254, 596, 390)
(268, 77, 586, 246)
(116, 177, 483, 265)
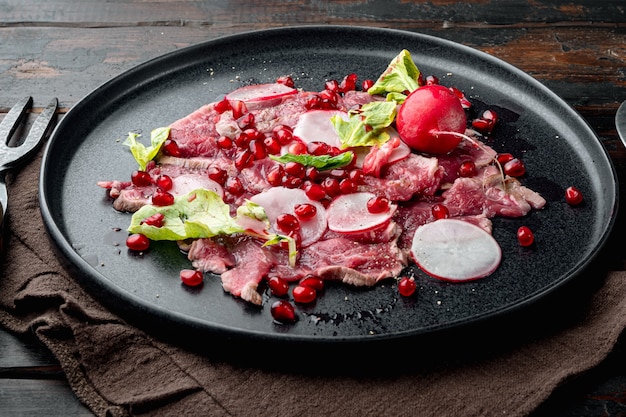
(17, 98, 58, 157)
(0, 96, 33, 145)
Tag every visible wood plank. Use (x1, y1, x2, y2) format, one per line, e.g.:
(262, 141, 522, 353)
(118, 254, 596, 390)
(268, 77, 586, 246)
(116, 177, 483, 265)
(0, 379, 91, 416)
(0, 329, 59, 368)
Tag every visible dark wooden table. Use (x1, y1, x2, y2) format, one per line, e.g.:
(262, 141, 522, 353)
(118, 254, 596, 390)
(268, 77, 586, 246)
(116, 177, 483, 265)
(1, 1, 625, 415)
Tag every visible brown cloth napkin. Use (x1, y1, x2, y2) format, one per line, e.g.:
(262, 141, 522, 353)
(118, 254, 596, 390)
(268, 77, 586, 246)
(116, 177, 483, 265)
(1, 150, 625, 417)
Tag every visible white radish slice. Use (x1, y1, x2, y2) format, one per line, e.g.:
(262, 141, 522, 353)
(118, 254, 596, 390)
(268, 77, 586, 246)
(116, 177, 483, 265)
(225, 83, 297, 110)
(248, 187, 327, 246)
(410, 219, 502, 282)
(327, 192, 396, 233)
(171, 174, 224, 198)
(292, 109, 349, 148)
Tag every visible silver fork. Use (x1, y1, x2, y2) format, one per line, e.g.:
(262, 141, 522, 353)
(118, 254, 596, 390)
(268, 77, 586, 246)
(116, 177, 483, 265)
(0, 97, 58, 254)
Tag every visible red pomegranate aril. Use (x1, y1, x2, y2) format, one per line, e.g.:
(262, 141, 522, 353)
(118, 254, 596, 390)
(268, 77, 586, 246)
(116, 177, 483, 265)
(152, 190, 175, 206)
(283, 175, 303, 189)
(565, 186, 583, 205)
(322, 177, 341, 197)
(398, 276, 417, 297)
(270, 300, 296, 324)
(303, 182, 327, 201)
(325, 79, 340, 92)
(361, 79, 374, 91)
(305, 166, 321, 182)
(264, 136, 282, 155)
(299, 274, 324, 291)
(131, 170, 152, 187)
(458, 161, 477, 177)
(249, 139, 267, 160)
(266, 165, 285, 186)
(267, 276, 289, 297)
(284, 161, 306, 178)
(308, 141, 330, 156)
(425, 75, 439, 85)
(244, 128, 264, 142)
(517, 226, 535, 247)
(276, 213, 300, 233)
(348, 169, 364, 184)
(230, 100, 247, 119)
(180, 269, 203, 287)
(234, 132, 251, 148)
(294, 203, 317, 220)
(504, 158, 526, 177)
(207, 166, 228, 185)
(162, 139, 182, 157)
(431, 203, 449, 220)
(225, 177, 244, 195)
(288, 141, 307, 155)
(273, 126, 293, 144)
(156, 174, 173, 191)
(339, 73, 358, 92)
(141, 212, 165, 228)
(330, 168, 348, 179)
(293, 285, 317, 304)
(339, 178, 358, 194)
(234, 149, 255, 170)
(367, 196, 390, 214)
(217, 135, 233, 149)
(471, 118, 491, 132)
(126, 233, 150, 251)
(276, 75, 295, 88)
(305, 95, 322, 110)
(496, 153, 514, 165)
(214, 97, 232, 114)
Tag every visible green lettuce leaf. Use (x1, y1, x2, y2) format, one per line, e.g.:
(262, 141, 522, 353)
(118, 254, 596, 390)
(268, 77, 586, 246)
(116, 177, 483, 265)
(331, 101, 397, 148)
(367, 49, 421, 99)
(270, 151, 354, 170)
(123, 127, 171, 171)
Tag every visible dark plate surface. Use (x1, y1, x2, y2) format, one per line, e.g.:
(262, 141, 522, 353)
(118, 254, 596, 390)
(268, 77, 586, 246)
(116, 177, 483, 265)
(40, 26, 617, 348)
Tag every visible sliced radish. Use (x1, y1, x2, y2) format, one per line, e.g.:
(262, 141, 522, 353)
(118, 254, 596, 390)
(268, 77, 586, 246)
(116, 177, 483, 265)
(410, 219, 501, 282)
(225, 83, 297, 110)
(171, 174, 224, 198)
(249, 187, 327, 246)
(327, 192, 396, 233)
(292, 109, 349, 148)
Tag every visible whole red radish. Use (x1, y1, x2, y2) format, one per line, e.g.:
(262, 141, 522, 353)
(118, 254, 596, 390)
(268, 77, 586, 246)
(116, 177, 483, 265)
(396, 84, 467, 154)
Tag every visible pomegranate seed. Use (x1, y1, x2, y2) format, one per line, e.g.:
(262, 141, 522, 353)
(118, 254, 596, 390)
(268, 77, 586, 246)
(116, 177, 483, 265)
(458, 161, 477, 177)
(361, 79, 374, 91)
(431, 203, 449, 220)
(126, 233, 150, 251)
(214, 97, 231, 114)
(319, 90, 339, 109)
(141, 212, 165, 228)
(131, 170, 152, 187)
(207, 166, 228, 185)
(249, 139, 267, 160)
(398, 276, 417, 297)
(425, 75, 439, 85)
(156, 174, 173, 191)
(263, 136, 282, 155)
(276, 213, 300, 233)
(284, 161, 306, 178)
(303, 182, 327, 201)
(270, 300, 296, 324)
(288, 141, 307, 155)
(151, 190, 175, 206)
(339, 178, 358, 194)
(225, 177, 244, 195)
(266, 165, 285, 186)
(244, 128, 264, 142)
(348, 169, 364, 184)
(216, 135, 233, 149)
(330, 169, 348, 179)
(504, 158, 526, 177)
(367, 196, 389, 214)
(305, 166, 321, 182)
(308, 141, 330, 156)
(517, 226, 535, 247)
(339, 73, 358, 93)
(276, 75, 295, 87)
(471, 118, 491, 132)
(273, 126, 293, 144)
(325, 79, 340, 92)
(230, 100, 247, 119)
(162, 139, 182, 157)
(234, 149, 255, 170)
(565, 186, 583, 205)
(496, 153, 514, 165)
(299, 274, 324, 291)
(321, 177, 341, 197)
(234, 132, 250, 148)
(293, 285, 317, 304)
(305, 95, 322, 110)
(267, 276, 289, 297)
(294, 203, 317, 220)
(283, 175, 303, 189)
(180, 269, 203, 287)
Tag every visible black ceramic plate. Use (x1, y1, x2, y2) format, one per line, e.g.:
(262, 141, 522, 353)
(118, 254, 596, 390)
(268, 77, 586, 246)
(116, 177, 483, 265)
(40, 26, 617, 349)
